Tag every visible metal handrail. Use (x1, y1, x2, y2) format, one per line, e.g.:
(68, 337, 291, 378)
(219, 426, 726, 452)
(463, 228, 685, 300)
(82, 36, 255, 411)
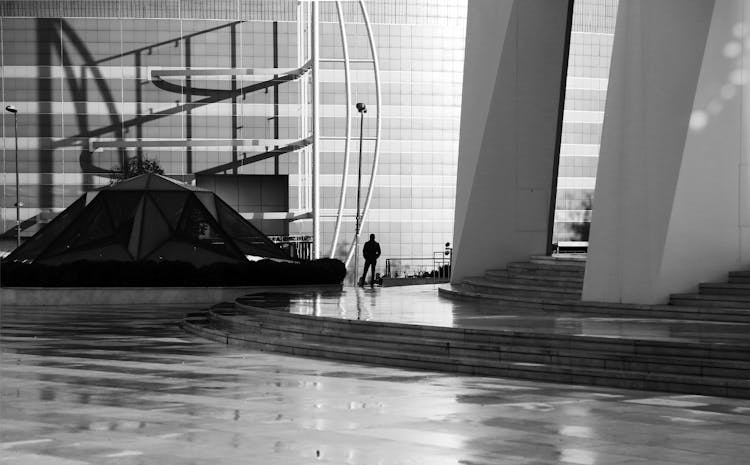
(384, 256, 452, 280)
(269, 235, 313, 261)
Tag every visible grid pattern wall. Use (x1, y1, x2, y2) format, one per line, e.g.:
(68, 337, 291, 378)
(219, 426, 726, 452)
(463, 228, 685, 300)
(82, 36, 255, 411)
(1, 0, 465, 25)
(296, 1, 466, 262)
(554, 0, 618, 243)
(0, 1, 297, 21)
(0, 0, 466, 271)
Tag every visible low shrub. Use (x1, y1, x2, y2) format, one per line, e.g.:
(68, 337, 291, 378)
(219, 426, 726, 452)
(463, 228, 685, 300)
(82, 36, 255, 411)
(0, 258, 346, 287)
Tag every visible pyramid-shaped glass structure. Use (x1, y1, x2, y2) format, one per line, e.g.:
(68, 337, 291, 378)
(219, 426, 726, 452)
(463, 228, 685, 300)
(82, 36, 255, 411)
(4, 174, 290, 266)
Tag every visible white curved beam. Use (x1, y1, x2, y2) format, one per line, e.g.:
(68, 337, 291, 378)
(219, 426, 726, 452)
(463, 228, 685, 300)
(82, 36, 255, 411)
(311, 1, 321, 259)
(329, 1, 353, 258)
(345, 0, 382, 268)
(149, 66, 310, 79)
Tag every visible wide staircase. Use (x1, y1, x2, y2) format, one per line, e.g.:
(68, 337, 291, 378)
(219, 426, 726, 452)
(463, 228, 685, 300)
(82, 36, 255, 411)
(440, 255, 750, 323)
(672, 270, 750, 308)
(444, 254, 586, 303)
(182, 255, 750, 399)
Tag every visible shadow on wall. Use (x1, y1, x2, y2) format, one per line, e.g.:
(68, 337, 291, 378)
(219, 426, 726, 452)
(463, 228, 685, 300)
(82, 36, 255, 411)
(33, 18, 292, 200)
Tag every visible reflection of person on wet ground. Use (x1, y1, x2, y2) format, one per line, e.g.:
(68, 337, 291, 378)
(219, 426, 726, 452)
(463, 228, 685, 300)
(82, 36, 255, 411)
(359, 233, 381, 287)
(355, 285, 375, 321)
(356, 288, 364, 320)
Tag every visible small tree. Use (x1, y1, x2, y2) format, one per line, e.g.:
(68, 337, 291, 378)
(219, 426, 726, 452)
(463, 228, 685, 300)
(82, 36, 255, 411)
(111, 156, 164, 184)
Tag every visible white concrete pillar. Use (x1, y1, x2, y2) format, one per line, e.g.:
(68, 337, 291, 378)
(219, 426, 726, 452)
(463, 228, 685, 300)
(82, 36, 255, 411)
(584, 0, 750, 304)
(451, 0, 573, 282)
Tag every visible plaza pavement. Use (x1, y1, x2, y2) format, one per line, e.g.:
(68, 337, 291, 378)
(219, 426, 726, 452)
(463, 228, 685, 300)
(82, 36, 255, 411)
(1, 289, 750, 464)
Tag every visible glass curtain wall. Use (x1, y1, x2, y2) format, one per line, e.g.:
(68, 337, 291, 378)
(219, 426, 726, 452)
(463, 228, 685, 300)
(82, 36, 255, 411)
(1, 0, 620, 266)
(0, 0, 467, 275)
(553, 0, 619, 245)
(309, 2, 466, 264)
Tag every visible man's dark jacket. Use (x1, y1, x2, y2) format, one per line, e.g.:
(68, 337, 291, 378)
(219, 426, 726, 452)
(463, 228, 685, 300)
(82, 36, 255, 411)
(363, 240, 381, 261)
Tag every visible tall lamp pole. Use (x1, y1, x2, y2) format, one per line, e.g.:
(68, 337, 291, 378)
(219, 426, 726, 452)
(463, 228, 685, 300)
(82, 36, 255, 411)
(354, 102, 367, 285)
(5, 105, 20, 248)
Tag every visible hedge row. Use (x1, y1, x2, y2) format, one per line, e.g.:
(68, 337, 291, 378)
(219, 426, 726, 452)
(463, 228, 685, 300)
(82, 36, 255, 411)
(0, 258, 346, 287)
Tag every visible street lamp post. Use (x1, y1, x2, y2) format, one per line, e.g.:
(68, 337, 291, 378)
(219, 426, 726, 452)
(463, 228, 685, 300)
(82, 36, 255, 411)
(5, 105, 20, 248)
(354, 102, 367, 286)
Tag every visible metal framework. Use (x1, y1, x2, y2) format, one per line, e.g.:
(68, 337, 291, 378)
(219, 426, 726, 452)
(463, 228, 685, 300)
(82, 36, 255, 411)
(282, 0, 383, 266)
(342, 0, 382, 269)
(89, 0, 382, 265)
(328, 0, 353, 259)
(311, 0, 321, 258)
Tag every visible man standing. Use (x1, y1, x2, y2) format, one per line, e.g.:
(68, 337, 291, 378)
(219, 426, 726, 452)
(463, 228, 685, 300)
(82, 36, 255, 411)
(360, 233, 381, 287)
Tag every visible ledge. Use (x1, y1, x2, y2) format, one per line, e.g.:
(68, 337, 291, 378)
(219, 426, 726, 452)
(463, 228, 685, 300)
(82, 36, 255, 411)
(1, 284, 342, 306)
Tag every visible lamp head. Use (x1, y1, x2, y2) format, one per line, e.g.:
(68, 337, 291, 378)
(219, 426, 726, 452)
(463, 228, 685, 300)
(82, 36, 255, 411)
(356, 102, 367, 113)
(5, 105, 17, 114)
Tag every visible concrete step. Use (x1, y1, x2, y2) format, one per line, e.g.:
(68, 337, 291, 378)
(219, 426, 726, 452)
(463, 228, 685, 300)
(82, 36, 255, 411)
(188, 321, 750, 398)
(485, 269, 584, 288)
(184, 307, 750, 398)
(230, 303, 750, 361)
(439, 285, 750, 323)
(670, 293, 750, 309)
(462, 277, 582, 300)
(210, 310, 750, 380)
(700, 282, 750, 296)
(529, 255, 587, 268)
(484, 269, 510, 280)
(728, 271, 750, 284)
(507, 261, 586, 278)
(226, 305, 750, 359)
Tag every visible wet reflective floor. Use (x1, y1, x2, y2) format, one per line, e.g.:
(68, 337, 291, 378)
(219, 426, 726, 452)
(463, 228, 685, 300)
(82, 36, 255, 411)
(2, 302, 750, 464)
(242, 285, 750, 345)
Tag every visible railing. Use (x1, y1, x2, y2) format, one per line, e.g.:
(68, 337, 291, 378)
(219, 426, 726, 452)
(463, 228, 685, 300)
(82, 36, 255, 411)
(269, 235, 313, 261)
(385, 253, 452, 280)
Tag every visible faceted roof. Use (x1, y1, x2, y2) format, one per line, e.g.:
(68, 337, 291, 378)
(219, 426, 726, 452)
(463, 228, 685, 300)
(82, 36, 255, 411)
(4, 174, 290, 266)
(107, 173, 205, 191)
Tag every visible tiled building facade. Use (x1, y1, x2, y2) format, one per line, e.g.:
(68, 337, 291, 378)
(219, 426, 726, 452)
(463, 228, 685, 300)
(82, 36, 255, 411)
(0, 0, 466, 273)
(1, 0, 614, 271)
(554, 0, 618, 243)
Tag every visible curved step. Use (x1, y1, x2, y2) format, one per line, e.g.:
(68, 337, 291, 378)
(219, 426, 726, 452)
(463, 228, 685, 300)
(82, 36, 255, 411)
(530, 255, 587, 266)
(485, 269, 583, 288)
(507, 261, 585, 278)
(231, 302, 750, 356)
(183, 307, 750, 399)
(439, 285, 750, 323)
(700, 282, 750, 296)
(671, 293, 750, 309)
(729, 271, 750, 284)
(210, 308, 750, 378)
(462, 277, 582, 299)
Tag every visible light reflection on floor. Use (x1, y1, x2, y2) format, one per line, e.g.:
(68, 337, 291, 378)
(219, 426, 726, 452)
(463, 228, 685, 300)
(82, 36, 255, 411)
(286, 286, 456, 327)
(244, 285, 750, 345)
(1, 304, 749, 464)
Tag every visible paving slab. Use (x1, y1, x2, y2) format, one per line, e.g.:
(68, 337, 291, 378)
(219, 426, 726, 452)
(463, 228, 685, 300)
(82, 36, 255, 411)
(2, 299, 750, 464)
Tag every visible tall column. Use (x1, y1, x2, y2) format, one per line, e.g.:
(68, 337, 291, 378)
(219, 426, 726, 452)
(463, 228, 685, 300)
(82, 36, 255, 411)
(583, 0, 750, 304)
(451, 0, 573, 282)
